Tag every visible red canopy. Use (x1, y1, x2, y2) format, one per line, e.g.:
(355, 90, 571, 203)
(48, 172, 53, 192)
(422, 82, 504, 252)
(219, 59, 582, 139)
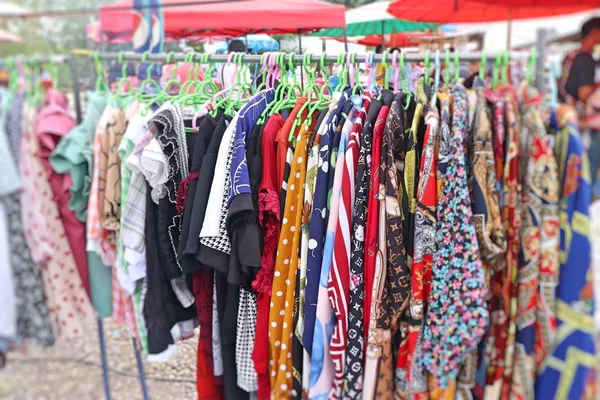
(387, 0, 596, 23)
(100, 0, 346, 37)
(479, 0, 600, 6)
(357, 32, 441, 47)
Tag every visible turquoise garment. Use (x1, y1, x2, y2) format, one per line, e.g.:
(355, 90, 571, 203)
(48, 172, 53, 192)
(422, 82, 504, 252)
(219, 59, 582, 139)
(0, 89, 21, 197)
(536, 123, 596, 399)
(88, 252, 112, 319)
(49, 91, 108, 222)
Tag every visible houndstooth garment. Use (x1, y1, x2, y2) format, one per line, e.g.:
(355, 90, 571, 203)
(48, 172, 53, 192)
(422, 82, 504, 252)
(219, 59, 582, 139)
(236, 287, 258, 392)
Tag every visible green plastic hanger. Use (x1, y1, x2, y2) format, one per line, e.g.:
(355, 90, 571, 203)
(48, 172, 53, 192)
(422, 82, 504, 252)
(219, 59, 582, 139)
(163, 51, 182, 97)
(49, 57, 59, 90)
(192, 52, 219, 99)
(444, 49, 451, 88)
(350, 53, 362, 96)
(176, 52, 196, 99)
(526, 49, 537, 86)
(399, 51, 413, 110)
(501, 51, 509, 85)
(424, 50, 431, 85)
(454, 51, 460, 83)
(31, 63, 44, 106)
(255, 52, 271, 93)
(256, 52, 284, 124)
(479, 52, 487, 81)
(492, 56, 500, 90)
(93, 52, 108, 95)
(112, 52, 128, 106)
(137, 52, 162, 115)
(274, 53, 302, 116)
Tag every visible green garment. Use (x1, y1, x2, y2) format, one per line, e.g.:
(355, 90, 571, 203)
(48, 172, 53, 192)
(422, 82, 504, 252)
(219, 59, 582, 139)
(88, 252, 112, 319)
(49, 91, 108, 222)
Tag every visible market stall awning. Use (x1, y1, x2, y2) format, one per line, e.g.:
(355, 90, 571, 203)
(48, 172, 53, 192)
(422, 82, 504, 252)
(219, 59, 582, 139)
(356, 32, 441, 48)
(312, 1, 436, 37)
(387, 0, 597, 23)
(100, 0, 346, 38)
(479, 0, 599, 6)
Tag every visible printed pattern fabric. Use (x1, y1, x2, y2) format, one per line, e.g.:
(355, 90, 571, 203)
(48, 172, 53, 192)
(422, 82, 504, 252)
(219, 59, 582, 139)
(535, 122, 596, 400)
(329, 101, 362, 399)
(310, 108, 354, 400)
(268, 120, 312, 399)
(295, 113, 322, 398)
(458, 84, 506, 400)
(87, 105, 118, 267)
(1, 192, 55, 346)
(420, 85, 488, 387)
(362, 104, 389, 399)
(343, 96, 374, 399)
(400, 104, 440, 399)
(20, 103, 95, 341)
(511, 86, 560, 400)
(303, 93, 347, 399)
(487, 89, 522, 399)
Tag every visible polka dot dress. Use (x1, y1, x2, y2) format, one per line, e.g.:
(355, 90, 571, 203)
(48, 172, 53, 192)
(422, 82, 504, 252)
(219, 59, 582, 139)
(268, 122, 311, 398)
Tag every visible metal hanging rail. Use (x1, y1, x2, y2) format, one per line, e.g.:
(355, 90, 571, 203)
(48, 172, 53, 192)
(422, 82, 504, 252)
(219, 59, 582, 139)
(92, 51, 531, 64)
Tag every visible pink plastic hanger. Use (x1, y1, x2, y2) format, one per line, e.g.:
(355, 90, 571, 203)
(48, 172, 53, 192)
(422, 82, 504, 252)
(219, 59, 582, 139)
(392, 49, 401, 93)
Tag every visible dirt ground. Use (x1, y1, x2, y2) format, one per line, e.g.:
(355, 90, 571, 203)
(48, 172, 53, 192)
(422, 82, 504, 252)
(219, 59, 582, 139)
(0, 318, 198, 400)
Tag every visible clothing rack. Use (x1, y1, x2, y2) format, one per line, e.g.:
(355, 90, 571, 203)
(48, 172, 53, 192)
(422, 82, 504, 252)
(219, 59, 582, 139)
(94, 51, 530, 63)
(0, 54, 149, 400)
(0, 42, 549, 400)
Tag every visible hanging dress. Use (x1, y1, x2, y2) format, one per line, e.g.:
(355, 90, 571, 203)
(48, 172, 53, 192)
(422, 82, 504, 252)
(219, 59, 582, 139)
(344, 96, 380, 398)
(509, 85, 560, 400)
(269, 104, 314, 399)
(535, 118, 596, 400)
(20, 101, 95, 340)
(419, 85, 488, 389)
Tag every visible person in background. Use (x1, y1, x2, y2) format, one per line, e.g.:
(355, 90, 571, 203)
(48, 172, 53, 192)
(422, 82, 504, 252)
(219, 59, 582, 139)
(217, 39, 251, 90)
(561, 16, 600, 197)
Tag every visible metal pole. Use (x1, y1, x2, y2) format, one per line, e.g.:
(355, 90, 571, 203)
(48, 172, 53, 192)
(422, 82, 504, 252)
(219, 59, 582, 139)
(97, 318, 111, 400)
(90, 51, 528, 64)
(68, 52, 83, 124)
(506, 9, 512, 50)
(535, 28, 548, 94)
(343, 27, 349, 52)
(381, 20, 385, 51)
(132, 337, 149, 400)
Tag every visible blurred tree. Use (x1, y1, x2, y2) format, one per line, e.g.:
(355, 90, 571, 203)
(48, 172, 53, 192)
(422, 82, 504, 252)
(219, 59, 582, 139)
(0, 0, 113, 56)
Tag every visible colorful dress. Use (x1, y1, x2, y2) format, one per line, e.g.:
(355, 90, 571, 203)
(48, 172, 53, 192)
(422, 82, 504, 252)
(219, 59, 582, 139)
(343, 97, 378, 398)
(535, 122, 596, 400)
(420, 85, 488, 388)
(363, 104, 389, 399)
(329, 99, 363, 398)
(511, 86, 560, 400)
(269, 117, 312, 398)
(403, 103, 440, 399)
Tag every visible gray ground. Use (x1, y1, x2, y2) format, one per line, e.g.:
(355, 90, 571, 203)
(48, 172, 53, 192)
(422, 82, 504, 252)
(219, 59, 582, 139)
(0, 318, 198, 400)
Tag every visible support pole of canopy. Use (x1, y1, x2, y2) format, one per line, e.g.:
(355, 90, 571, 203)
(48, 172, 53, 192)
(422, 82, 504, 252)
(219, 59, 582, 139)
(535, 28, 547, 94)
(343, 27, 348, 52)
(506, 9, 512, 50)
(381, 20, 385, 51)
